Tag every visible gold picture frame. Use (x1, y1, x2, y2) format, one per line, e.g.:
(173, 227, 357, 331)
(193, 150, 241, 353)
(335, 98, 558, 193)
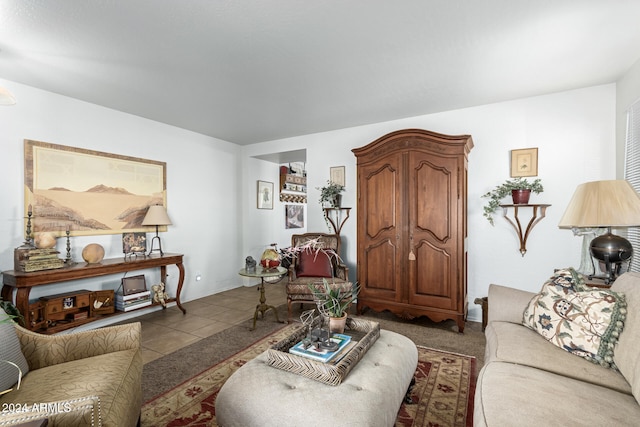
(330, 166, 345, 186)
(510, 148, 538, 177)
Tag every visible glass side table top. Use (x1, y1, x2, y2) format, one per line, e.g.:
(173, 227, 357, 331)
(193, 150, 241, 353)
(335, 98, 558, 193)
(238, 266, 287, 278)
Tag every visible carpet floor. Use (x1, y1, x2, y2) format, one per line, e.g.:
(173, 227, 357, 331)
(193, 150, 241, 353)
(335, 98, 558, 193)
(142, 304, 485, 402)
(142, 323, 476, 427)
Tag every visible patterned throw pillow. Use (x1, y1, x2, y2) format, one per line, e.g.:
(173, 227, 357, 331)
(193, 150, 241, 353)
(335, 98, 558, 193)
(523, 268, 627, 370)
(0, 307, 30, 393)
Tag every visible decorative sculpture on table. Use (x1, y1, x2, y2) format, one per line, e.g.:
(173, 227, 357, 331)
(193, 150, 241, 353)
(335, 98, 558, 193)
(245, 256, 257, 274)
(152, 282, 169, 307)
(299, 309, 338, 352)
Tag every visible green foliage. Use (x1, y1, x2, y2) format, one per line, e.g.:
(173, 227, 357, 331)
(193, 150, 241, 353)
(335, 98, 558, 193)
(481, 177, 544, 225)
(0, 298, 22, 324)
(308, 278, 359, 318)
(316, 180, 345, 206)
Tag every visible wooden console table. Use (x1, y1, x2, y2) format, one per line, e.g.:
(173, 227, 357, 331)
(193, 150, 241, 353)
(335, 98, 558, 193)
(1, 253, 185, 331)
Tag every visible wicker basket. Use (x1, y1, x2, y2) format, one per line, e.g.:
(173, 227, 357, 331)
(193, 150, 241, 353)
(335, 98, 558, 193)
(266, 318, 380, 386)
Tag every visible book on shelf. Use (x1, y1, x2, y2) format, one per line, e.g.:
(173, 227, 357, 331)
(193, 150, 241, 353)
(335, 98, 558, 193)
(115, 290, 151, 302)
(115, 298, 152, 312)
(289, 333, 352, 363)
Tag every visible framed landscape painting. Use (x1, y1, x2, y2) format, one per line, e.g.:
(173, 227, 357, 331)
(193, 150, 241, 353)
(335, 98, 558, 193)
(24, 139, 167, 236)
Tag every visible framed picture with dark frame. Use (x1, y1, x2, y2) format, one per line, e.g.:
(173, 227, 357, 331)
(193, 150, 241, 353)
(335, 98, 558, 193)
(510, 148, 538, 177)
(122, 232, 147, 254)
(257, 180, 274, 209)
(285, 204, 304, 229)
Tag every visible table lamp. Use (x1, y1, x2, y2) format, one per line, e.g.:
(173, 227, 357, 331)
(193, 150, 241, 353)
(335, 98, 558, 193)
(141, 205, 172, 255)
(558, 180, 640, 283)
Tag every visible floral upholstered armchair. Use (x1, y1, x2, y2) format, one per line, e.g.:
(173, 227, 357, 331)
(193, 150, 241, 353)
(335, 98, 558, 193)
(286, 233, 352, 322)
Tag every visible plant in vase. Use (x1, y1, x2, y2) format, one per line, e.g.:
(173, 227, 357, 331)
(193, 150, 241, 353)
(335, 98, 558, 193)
(0, 298, 22, 324)
(317, 180, 345, 208)
(482, 177, 544, 226)
(308, 278, 360, 334)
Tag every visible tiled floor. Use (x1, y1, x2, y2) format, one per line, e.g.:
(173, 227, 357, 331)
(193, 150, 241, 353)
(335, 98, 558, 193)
(133, 281, 288, 364)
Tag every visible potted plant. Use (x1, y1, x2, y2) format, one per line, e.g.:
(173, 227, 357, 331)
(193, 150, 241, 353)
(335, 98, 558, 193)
(309, 278, 360, 333)
(482, 177, 544, 226)
(0, 298, 22, 324)
(317, 180, 345, 208)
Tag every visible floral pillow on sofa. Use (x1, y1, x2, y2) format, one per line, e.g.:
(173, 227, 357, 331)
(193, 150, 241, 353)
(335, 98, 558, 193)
(523, 268, 627, 370)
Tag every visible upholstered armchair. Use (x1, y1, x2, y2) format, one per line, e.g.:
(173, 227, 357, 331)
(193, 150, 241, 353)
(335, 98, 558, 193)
(0, 310, 142, 427)
(286, 233, 352, 322)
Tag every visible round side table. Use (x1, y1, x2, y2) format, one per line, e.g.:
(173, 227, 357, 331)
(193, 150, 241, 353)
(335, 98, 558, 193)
(239, 266, 286, 330)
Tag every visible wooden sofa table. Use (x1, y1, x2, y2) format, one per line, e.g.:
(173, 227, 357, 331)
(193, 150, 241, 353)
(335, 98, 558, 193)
(1, 253, 185, 332)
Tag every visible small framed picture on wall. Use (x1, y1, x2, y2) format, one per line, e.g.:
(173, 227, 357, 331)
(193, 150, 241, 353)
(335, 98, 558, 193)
(330, 166, 346, 186)
(510, 148, 538, 177)
(257, 180, 274, 209)
(285, 205, 304, 229)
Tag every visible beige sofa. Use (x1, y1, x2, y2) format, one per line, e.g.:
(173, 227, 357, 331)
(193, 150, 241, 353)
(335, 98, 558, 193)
(474, 272, 640, 426)
(0, 320, 143, 426)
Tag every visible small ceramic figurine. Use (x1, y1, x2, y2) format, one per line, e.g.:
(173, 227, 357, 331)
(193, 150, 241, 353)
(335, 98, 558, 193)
(152, 282, 169, 307)
(245, 256, 257, 273)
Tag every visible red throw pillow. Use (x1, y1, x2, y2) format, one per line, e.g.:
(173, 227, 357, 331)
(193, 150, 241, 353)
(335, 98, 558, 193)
(296, 250, 333, 278)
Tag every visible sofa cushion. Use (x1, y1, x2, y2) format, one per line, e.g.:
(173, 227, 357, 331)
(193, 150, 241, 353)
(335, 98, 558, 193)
(523, 268, 627, 369)
(0, 308, 29, 393)
(485, 321, 632, 395)
(611, 272, 640, 404)
(296, 249, 333, 278)
(475, 361, 640, 427)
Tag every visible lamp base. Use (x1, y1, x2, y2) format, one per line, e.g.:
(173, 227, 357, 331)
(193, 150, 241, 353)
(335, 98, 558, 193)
(147, 230, 164, 256)
(589, 230, 633, 284)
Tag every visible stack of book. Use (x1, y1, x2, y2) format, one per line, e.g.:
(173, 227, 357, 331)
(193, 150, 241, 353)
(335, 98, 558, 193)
(15, 248, 65, 272)
(115, 290, 152, 312)
(289, 333, 355, 363)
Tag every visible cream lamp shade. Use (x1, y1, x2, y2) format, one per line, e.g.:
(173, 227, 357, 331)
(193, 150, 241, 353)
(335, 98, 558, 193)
(141, 205, 172, 226)
(558, 180, 640, 228)
(559, 180, 640, 284)
(0, 86, 16, 105)
(142, 205, 172, 255)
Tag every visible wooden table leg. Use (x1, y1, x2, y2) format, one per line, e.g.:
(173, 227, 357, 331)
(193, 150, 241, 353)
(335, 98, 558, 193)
(174, 261, 186, 314)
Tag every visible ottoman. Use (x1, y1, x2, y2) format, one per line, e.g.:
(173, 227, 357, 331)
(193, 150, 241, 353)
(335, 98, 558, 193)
(215, 330, 418, 427)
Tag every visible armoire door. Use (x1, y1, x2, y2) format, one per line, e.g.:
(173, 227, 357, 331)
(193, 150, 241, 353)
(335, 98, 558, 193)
(408, 150, 460, 310)
(357, 150, 404, 304)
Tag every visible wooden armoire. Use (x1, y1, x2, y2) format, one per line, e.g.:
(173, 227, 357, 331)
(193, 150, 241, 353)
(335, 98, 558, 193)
(352, 129, 473, 332)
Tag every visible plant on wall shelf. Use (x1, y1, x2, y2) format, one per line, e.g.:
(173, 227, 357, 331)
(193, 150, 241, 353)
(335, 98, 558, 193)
(317, 180, 345, 208)
(482, 177, 543, 226)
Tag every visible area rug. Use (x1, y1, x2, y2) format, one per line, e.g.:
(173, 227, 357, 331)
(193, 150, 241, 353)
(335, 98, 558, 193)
(141, 324, 476, 427)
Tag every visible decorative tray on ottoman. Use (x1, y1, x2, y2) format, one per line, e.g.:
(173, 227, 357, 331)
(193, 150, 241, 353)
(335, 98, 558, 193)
(266, 318, 380, 386)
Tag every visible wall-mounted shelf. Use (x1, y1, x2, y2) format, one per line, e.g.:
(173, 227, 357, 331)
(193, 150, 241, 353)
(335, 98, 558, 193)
(323, 207, 351, 235)
(500, 204, 551, 256)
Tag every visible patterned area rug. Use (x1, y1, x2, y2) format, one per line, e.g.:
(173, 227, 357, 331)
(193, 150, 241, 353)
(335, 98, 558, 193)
(141, 324, 476, 427)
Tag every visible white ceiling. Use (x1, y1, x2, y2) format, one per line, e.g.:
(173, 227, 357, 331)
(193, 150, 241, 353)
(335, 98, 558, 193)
(1, 1, 640, 145)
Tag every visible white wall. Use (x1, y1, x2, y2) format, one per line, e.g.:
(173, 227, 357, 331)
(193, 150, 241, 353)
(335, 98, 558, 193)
(243, 84, 617, 322)
(0, 77, 620, 327)
(0, 78, 243, 328)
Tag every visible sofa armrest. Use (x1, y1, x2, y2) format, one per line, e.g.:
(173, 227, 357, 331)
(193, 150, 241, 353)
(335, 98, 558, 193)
(15, 322, 141, 370)
(0, 396, 100, 426)
(487, 284, 535, 325)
